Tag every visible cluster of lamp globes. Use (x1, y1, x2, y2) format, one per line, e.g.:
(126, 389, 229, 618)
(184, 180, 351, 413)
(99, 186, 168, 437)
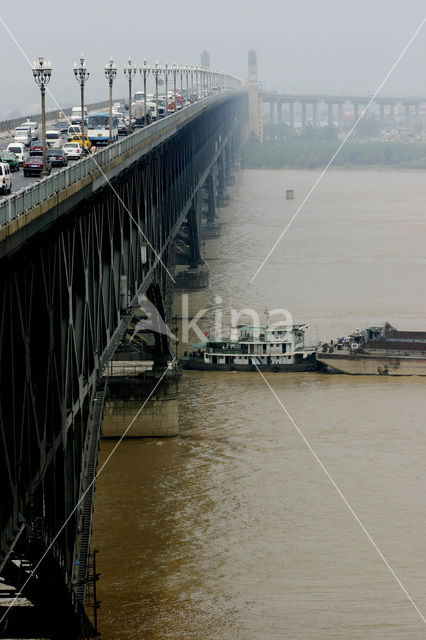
(32, 54, 235, 88)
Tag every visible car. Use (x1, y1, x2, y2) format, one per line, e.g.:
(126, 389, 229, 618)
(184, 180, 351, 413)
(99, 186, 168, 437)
(28, 143, 46, 156)
(70, 134, 92, 150)
(0, 151, 20, 172)
(46, 148, 68, 167)
(7, 143, 26, 165)
(46, 130, 64, 148)
(53, 120, 69, 134)
(67, 125, 82, 141)
(0, 162, 12, 194)
(63, 142, 83, 160)
(23, 156, 51, 176)
(118, 121, 128, 136)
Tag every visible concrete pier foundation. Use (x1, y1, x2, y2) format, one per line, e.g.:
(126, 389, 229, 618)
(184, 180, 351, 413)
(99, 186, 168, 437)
(102, 378, 179, 438)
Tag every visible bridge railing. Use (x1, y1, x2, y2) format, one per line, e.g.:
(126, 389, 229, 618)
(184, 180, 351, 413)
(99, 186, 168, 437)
(0, 91, 240, 228)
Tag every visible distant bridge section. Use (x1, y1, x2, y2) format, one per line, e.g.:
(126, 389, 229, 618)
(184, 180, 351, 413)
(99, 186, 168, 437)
(262, 91, 426, 130)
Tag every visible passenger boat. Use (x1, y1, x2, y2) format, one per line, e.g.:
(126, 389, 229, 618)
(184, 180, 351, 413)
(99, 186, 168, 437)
(316, 323, 426, 375)
(180, 323, 320, 371)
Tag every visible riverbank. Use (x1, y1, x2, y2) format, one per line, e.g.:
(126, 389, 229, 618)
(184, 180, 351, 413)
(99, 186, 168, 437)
(241, 139, 426, 170)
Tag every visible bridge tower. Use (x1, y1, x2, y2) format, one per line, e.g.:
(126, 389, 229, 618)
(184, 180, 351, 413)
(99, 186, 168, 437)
(247, 49, 263, 142)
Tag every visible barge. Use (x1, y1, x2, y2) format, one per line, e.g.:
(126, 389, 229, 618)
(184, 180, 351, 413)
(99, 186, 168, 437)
(317, 323, 426, 376)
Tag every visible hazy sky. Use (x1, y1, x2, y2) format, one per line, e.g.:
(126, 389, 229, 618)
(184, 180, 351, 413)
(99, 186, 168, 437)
(1, 1, 426, 117)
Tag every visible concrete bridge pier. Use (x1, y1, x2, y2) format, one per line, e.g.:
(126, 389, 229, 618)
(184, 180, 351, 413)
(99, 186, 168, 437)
(312, 102, 318, 128)
(270, 101, 276, 124)
(301, 102, 307, 128)
(277, 101, 282, 123)
(102, 375, 179, 438)
(216, 151, 230, 208)
(338, 102, 344, 131)
(289, 101, 295, 129)
(327, 102, 333, 127)
(404, 103, 410, 125)
(379, 103, 385, 129)
(203, 172, 221, 260)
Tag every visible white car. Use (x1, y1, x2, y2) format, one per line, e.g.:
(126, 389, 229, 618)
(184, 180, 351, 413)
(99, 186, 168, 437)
(7, 142, 26, 164)
(63, 142, 82, 160)
(46, 130, 64, 148)
(0, 162, 12, 194)
(67, 125, 82, 141)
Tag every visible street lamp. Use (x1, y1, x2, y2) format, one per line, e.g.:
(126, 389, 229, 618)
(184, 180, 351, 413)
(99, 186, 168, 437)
(140, 58, 150, 126)
(104, 56, 117, 143)
(164, 61, 171, 116)
(180, 65, 184, 106)
(73, 53, 89, 150)
(32, 56, 52, 177)
(195, 66, 199, 101)
(190, 65, 194, 102)
(152, 61, 161, 121)
(124, 57, 137, 132)
(185, 64, 189, 106)
(172, 62, 178, 113)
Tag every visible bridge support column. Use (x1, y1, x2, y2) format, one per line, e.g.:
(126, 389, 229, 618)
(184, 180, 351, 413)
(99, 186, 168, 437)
(338, 102, 344, 131)
(277, 102, 282, 123)
(102, 378, 179, 437)
(289, 102, 295, 129)
(327, 102, 333, 127)
(269, 101, 275, 124)
(216, 152, 229, 207)
(379, 103, 385, 129)
(301, 102, 307, 128)
(312, 102, 318, 128)
(404, 103, 410, 125)
(353, 102, 359, 123)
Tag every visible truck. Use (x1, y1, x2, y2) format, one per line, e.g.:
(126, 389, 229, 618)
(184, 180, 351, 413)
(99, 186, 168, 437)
(70, 106, 87, 124)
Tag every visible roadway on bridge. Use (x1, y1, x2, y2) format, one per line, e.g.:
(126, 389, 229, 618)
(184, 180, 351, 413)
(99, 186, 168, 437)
(0, 131, 73, 198)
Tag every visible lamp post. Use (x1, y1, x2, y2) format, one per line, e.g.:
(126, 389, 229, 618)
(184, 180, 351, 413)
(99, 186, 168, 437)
(32, 56, 52, 177)
(164, 61, 169, 116)
(180, 65, 184, 106)
(153, 61, 161, 121)
(185, 64, 189, 106)
(124, 56, 137, 132)
(73, 53, 89, 151)
(195, 66, 199, 101)
(190, 65, 194, 102)
(172, 62, 178, 113)
(140, 58, 149, 126)
(104, 56, 117, 143)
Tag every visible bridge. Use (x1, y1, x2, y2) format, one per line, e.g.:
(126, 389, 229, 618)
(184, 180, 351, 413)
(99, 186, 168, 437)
(262, 91, 426, 130)
(0, 86, 246, 638)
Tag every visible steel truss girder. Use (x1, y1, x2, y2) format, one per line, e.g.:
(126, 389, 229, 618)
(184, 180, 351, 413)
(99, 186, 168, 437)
(0, 94, 245, 638)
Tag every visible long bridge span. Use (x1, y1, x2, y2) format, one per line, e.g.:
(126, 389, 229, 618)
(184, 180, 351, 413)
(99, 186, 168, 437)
(0, 89, 246, 638)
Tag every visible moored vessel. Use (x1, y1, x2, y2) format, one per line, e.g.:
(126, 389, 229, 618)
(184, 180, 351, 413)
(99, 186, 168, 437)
(180, 323, 320, 371)
(317, 323, 426, 375)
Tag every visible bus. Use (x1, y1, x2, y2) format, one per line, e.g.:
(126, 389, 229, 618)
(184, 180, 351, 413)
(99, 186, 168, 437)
(87, 111, 118, 145)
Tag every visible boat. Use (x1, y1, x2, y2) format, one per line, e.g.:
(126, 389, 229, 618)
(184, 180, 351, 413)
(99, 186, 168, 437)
(316, 322, 426, 375)
(180, 323, 321, 371)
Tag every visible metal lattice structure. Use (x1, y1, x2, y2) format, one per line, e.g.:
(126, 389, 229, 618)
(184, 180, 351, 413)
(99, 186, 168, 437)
(0, 91, 246, 638)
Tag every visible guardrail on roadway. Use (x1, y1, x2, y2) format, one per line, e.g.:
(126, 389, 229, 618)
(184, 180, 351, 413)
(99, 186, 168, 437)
(0, 99, 115, 133)
(0, 91, 241, 228)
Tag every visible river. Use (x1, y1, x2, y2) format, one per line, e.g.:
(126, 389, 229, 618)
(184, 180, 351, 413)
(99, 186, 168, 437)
(92, 168, 426, 639)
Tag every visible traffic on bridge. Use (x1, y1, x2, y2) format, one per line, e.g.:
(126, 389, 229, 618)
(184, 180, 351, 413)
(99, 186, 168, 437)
(0, 56, 241, 203)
